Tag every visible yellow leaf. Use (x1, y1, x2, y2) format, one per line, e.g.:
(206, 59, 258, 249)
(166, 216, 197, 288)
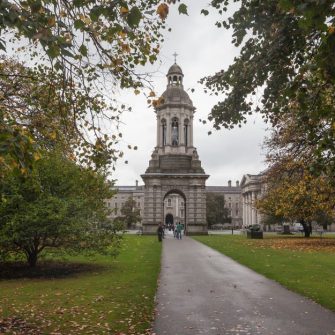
(33, 152, 41, 161)
(118, 31, 127, 39)
(120, 7, 129, 14)
(157, 3, 169, 20)
(121, 43, 130, 53)
(50, 131, 57, 140)
(79, 14, 91, 25)
(328, 25, 335, 35)
(134, 89, 141, 95)
(48, 16, 56, 27)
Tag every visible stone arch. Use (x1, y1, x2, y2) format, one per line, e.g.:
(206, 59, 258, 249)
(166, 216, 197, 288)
(163, 189, 187, 232)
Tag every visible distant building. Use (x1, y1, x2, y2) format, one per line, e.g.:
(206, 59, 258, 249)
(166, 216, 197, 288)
(106, 180, 244, 228)
(240, 174, 264, 228)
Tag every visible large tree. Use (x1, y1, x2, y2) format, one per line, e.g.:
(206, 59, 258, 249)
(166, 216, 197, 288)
(0, 0, 180, 170)
(0, 57, 122, 173)
(201, 1, 335, 177)
(0, 151, 120, 267)
(206, 193, 230, 227)
(257, 159, 335, 237)
(120, 196, 141, 229)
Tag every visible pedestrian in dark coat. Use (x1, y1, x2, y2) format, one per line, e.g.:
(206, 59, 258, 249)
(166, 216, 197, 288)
(157, 224, 164, 242)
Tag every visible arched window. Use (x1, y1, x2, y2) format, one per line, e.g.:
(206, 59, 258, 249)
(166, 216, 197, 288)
(171, 117, 179, 146)
(183, 119, 189, 146)
(161, 119, 167, 146)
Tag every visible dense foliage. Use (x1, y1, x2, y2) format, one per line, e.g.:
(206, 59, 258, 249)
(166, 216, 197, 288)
(0, 152, 120, 266)
(206, 193, 230, 227)
(257, 160, 335, 237)
(120, 196, 141, 229)
(201, 1, 335, 177)
(0, 0, 181, 170)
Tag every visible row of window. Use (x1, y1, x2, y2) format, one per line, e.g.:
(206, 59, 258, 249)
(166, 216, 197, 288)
(106, 202, 142, 208)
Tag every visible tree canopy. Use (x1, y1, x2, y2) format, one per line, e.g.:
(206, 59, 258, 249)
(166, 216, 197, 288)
(0, 0, 181, 171)
(201, 1, 335, 177)
(0, 151, 120, 266)
(206, 193, 230, 227)
(257, 159, 335, 237)
(120, 196, 141, 229)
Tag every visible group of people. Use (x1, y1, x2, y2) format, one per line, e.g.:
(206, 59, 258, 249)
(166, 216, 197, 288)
(157, 222, 184, 241)
(173, 222, 183, 240)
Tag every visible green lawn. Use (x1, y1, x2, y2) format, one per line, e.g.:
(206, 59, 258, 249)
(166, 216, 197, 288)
(194, 235, 335, 311)
(0, 235, 161, 334)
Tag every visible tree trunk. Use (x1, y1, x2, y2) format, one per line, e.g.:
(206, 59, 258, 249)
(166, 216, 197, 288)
(27, 252, 38, 267)
(301, 219, 311, 238)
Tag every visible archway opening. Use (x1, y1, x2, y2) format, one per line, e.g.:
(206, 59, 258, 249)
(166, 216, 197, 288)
(163, 189, 186, 234)
(165, 213, 174, 227)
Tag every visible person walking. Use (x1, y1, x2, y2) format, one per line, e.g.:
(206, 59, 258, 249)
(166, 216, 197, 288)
(172, 225, 177, 238)
(157, 224, 164, 242)
(176, 222, 182, 240)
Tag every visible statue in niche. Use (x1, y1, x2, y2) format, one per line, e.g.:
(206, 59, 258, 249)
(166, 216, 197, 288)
(162, 122, 166, 146)
(171, 119, 179, 146)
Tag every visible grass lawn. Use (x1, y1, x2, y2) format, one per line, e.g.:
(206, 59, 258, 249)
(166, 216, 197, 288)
(193, 234, 335, 311)
(0, 235, 161, 335)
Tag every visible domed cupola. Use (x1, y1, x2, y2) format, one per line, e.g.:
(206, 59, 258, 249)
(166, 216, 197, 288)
(157, 63, 194, 109)
(167, 63, 184, 86)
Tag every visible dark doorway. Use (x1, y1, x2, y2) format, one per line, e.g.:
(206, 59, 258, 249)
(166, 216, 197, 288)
(165, 213, 174, 226)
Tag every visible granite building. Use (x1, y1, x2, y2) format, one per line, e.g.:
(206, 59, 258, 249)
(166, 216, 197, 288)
(106, 180, 243, 228)
(141, 62, 209, 235)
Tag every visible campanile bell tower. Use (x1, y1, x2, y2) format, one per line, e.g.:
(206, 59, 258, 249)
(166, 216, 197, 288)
(141, 61, 209, 235)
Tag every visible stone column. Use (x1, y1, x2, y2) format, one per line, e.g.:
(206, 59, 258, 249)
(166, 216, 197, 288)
(190, 116, 194, 146)
(248, 193, 252, 226)
(179, 116, 183, 146)
(252, 192, 257, 226)
(156, 115, 161, 147)
(242, 194, 247, 227)
(166, 114, 171, 145)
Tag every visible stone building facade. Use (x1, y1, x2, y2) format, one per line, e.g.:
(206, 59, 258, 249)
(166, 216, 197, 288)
(106, 180, 243, 228)
(240, 174, 264, 228)
(206, 181, 243, 227)
(140, 63, 209, 235)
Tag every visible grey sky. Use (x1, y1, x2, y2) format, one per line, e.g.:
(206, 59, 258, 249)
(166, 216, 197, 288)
(113, 1, 268, 186)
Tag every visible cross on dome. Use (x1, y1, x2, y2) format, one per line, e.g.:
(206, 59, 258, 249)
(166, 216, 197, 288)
(173, 52, 178, 64)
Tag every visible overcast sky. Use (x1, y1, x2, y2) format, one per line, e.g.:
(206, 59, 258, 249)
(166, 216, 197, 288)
(113, 1, 269, 186)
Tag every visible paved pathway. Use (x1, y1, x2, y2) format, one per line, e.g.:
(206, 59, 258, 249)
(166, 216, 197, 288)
(153, 236, 335, 335)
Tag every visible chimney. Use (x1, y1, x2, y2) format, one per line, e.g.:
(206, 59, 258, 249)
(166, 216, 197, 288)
(228, 180, 231, 187)
(135, 180, 138, 187)
(236, 180, 240, 187)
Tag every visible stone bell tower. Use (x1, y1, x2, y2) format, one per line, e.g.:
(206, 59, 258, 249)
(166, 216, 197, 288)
(141, 62, 209, 235)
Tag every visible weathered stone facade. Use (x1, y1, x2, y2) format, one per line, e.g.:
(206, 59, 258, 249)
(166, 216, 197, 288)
(106, 182, 243, 229)
(240, 174, 264, 228)
(141, 63, 209, 235)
